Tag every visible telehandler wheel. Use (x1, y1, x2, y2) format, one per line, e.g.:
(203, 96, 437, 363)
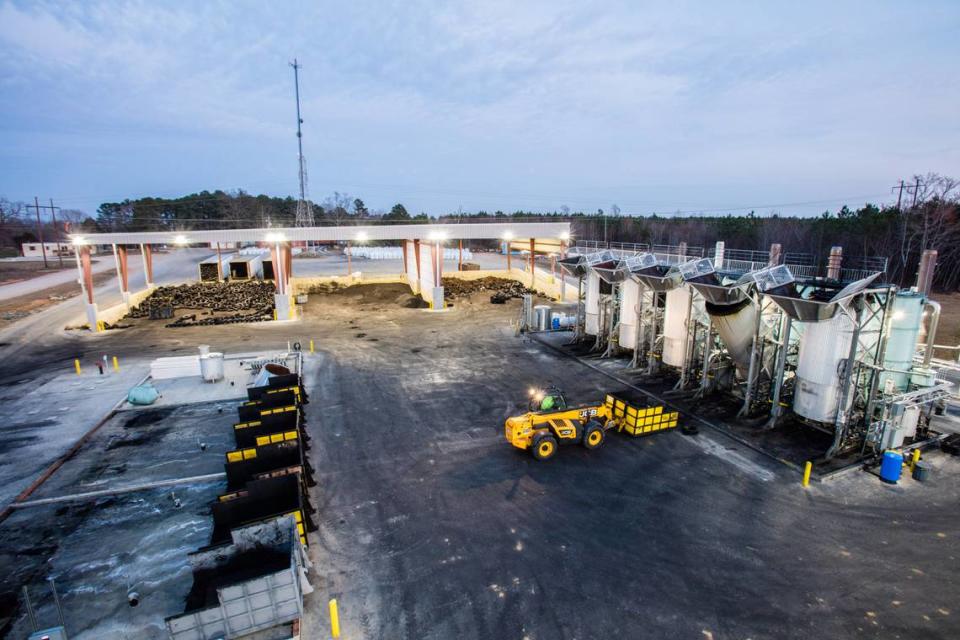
(532, 434, 559, 461)
(582, 421, 605, 450)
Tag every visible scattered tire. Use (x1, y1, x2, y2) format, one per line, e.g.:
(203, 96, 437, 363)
(532, 434, 558, 461)
(582, 421, 605, 449)
(680, 422, 699, 436)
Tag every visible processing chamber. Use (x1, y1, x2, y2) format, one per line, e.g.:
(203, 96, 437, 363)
(793, 313, 855, 423)
(704, 298, 756, 377)
(662, 287, 692, 367)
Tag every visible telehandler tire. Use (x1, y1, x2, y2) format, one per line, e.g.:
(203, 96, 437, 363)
(582, 421, 605, 450)
(532, 434, 559, 461)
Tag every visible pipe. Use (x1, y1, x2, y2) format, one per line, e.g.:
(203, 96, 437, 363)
(647, 292, 660, 375)
(828, 304, 864, 459)
(922, 300, 941, 367)
(827, 246, 842, 279)
(677, 288, 694, 388)
(631, 285, 645, 369)
(766, 314, 792, 425)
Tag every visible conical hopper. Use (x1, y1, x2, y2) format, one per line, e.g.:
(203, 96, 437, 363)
(557, 255, 587, 278)
(679, 258, 752, 305)
(764, 271, 881, 322)
(628, 254, 683, 291)
(591, 259, 629, 284)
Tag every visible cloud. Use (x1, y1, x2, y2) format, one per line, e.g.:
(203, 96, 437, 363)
(0, 0, 958, 214)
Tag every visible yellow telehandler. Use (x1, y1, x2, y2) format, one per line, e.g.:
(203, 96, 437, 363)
(505, 388, 678, 461)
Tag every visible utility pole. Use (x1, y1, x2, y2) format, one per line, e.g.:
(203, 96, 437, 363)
(911, 177, 920, 208)
(894, 180, 905, 210)
(32, 196, 48, 268)
(49, 198, 63, 268)
(290, 58, 312, 227)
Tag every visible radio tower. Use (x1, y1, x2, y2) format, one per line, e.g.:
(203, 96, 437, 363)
(290, 58, 313, 226)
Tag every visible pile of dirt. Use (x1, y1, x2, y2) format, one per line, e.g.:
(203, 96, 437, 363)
(441, 277, 533, 303)
(125, 281, 275, 326)
(306, 282, 428, 308)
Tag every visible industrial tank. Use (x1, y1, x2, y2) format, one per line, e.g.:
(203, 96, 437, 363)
(879, 292, 925, 392)
(618, 279, 641, 350)
(585, 270, 601, 335)
(662, 286, 692, 367)
(793, 313, 856, 423)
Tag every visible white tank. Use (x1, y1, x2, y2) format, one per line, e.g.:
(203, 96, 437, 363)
(793, 313, 855, 423)
(879, 293, 925, 392)
(618, 280, 641, 349)
(200, 352, 225, 382)
(662, 286, 692, 367)
(585, 271, 601, 335)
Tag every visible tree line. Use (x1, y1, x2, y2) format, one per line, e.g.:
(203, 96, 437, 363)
(1, 173, 956, 290)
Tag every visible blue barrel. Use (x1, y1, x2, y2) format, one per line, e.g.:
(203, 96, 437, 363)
(880, 450, 904, 484)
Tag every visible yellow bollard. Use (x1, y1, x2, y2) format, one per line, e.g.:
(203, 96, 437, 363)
(273, 309, 278, 321)
(74, 359, 82, 375)
(329, 598, 341, 638)
(309, 339, 315, 353)
(112, 356, 119, 371)
(910, 449, 921, 472)
(802, 461, 812, 488)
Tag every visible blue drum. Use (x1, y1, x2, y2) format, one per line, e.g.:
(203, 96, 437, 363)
(879, 450, 904, 484)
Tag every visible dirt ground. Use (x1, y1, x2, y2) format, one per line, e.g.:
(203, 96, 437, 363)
(0, 260, 80, 283)
(0, 284, 957, 639)
(932, 292, 960, 359)
(0, 272, 112, 327)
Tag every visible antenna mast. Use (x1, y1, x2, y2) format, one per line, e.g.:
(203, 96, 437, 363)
(290, 58, 313, 226)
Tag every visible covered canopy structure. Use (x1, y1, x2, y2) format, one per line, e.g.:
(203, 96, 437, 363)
(70, 222, 571, 331)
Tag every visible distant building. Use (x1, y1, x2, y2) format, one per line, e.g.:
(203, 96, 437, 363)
(20, 242, 98, 258)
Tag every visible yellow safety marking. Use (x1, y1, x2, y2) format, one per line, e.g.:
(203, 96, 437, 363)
(329, 598, 341, 638)
(802, 461, 813, 487)
(112, 356, 119, 371)
(74, 359, 82, 375)
(234, 420, 262, 430)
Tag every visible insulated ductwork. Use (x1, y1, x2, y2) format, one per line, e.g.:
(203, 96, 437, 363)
(704, 298, 756, 377)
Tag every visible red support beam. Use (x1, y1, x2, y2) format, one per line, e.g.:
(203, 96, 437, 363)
(143, 245, 154, 285)
(283, 243, 292, 291)
(270, 244, 282, 293)
(402, 240, 409, 275)
(117, 245, 129, 292)
(413, 239, 421, 290)
(458, 239, 463, 271)
(529, 238, 536, 287)
(80, 246, 94, 304)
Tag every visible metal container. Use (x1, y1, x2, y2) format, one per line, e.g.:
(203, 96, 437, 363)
(534, 305, 552, 331)
(879, 450, 903, 484)
(618, 280, 641, 350)
(880, 292, 925, 392)
(705, 299, 756, 378)
(793, 313, 855, 423)
(200, 352, 225, 382)
(584, 271, 601, 335)
(912, 460, 931, 482)
(662, 287, 692, 367)
(910, 367, 937, 387)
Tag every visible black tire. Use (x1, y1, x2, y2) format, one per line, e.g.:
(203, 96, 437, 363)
(531, 434, 559, 461)
(582, 421, 605, 450)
